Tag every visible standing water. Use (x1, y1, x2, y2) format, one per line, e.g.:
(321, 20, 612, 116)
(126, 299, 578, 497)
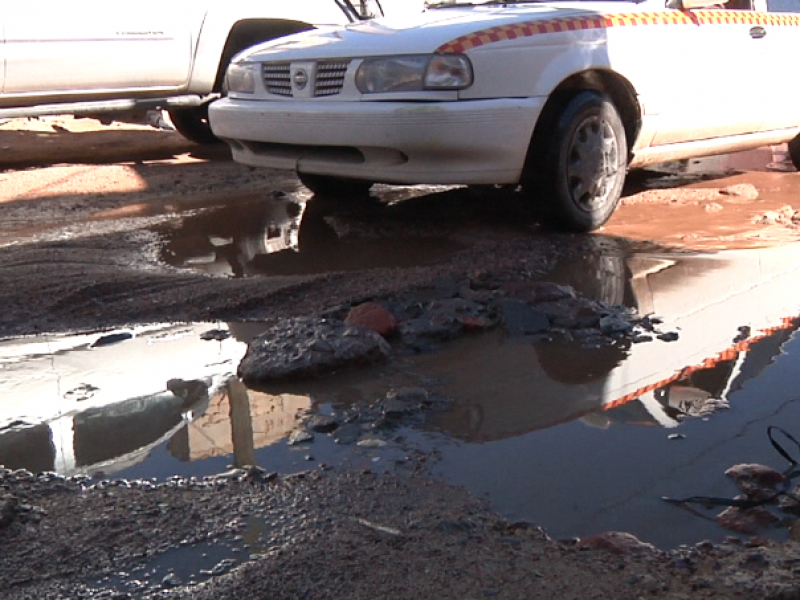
(2, 241, 800, 548)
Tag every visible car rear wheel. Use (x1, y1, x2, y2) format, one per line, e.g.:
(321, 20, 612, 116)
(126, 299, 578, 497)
(524, 91, 627, 232)
(298, 173, 374, 197)
(788, 133, 800, 170)
(168, 105, 220, 145)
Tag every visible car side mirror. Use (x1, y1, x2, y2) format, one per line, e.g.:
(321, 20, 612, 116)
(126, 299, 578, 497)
(666, 0, 729, 8)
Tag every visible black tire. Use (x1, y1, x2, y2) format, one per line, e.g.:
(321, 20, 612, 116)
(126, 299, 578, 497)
(789, 133, 800, 170)
(167, 105, 221, 145)
(523, 91, 627, 232)
(298, 173, 373, 197)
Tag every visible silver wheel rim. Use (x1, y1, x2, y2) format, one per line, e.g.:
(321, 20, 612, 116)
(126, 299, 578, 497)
(565, 113, 621, 213)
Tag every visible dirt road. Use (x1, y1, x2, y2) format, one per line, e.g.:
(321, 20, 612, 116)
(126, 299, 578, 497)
(2, 116, 800, 340)
(2, 116, 800, 599)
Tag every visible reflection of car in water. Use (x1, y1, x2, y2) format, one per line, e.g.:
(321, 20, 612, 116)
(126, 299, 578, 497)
(542, 235, 635, 307)
(424, 242, 800, 441)
(158, 198, 304, 277)
(156, 195, 463, 278)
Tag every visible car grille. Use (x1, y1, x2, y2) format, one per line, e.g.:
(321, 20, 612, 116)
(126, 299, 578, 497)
(262, 63, 292, 96)
(262, 61, 350, 97)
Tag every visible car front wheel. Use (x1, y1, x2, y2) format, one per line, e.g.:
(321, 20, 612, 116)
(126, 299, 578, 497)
(298, 173, 374, 197)
(524, 91, 628, 232)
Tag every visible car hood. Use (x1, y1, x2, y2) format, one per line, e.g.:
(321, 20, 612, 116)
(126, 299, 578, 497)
(239, 2, 640, 61)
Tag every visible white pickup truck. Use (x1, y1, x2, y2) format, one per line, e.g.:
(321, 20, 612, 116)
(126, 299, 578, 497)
(0, 0, 395, 143)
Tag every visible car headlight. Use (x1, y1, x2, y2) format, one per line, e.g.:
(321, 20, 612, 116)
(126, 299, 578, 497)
(355, 54, 473, 93)
(226, 63, 255, 94)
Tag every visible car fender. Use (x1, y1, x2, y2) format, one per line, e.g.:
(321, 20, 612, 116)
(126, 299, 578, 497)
(460, 34, 642, 148)
(461, 30, 621, 100)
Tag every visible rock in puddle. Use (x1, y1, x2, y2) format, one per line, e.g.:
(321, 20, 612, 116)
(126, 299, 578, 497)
(293, 387, 442, 450)
(499, 299, 550, 336)
(599, 314, 634, 334)
(288, 430, 315, 445)
(398, 298, 490, 345)
(162, 572, 182, 588)
(357, 438, 388, 448)
(307, 415, 339, 434)
(239, 279, 674, 387)
(379, 387, 430, 418)
(238, 317, 390, 384)
(332, 422, 362, 445)
(345, 301, 397, 337)
(725, 463, 785, 501)
(716, 504, 779, 535)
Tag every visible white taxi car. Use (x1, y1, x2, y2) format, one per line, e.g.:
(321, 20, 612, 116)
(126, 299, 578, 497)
(209, 0, 800, 231)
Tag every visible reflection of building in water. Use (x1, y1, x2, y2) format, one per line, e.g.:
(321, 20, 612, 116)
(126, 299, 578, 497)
(0, 380, 313, 476)
(0, 323, 244, 476)
(168, 380, 310, 466)
(0, 319, 311, 476)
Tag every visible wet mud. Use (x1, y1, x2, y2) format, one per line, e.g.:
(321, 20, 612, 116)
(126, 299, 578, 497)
(3, 118, 800, 597)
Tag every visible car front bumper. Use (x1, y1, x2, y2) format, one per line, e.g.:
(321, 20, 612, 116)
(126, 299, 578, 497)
(209, 97, 545, 185)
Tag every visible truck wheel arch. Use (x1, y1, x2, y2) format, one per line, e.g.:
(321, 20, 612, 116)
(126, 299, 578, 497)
(172, 19, 316, 144)
(189, 18, 316, 93)
(212, 19, 316, 91)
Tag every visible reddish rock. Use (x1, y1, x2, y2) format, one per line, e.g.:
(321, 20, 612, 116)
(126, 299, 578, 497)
(459, 316, 490, 331)
(746, 537, 770, 548)
(345, 302, 397, 337)
(577, 531, 658, 555)
(779, 483, 800, 515)
(725, 463, 785, 500)
(716, 505, 778, 535)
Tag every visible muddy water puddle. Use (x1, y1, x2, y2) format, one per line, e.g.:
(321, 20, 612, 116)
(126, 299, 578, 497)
(3, 241, 800, 554)
(93, 539, 245, 595)
(156, 193, 466, 277)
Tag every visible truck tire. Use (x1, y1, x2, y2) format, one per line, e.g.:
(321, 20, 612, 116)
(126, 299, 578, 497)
(168, 105, 220, 145)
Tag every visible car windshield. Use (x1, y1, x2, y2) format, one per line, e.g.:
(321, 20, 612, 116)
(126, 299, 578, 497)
(427, 0, 638, 6)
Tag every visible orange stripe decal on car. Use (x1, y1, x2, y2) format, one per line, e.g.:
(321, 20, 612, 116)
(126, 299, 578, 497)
(600, 316, 799, 412)
(437, 10, 800, 53)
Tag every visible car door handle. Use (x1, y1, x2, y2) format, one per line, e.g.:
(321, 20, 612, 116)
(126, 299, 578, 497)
(750, 26, 766, 39)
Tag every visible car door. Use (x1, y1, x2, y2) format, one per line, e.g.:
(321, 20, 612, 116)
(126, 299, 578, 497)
(648, 3, 766, 146)
(754, 0, 800, 131)
(3, 1, 203, 98)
